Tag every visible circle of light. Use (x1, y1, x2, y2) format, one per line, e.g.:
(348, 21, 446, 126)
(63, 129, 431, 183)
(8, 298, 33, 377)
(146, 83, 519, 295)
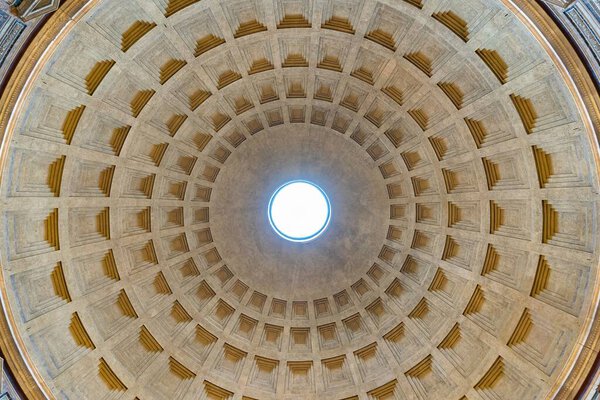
(268, 180, 331, 243)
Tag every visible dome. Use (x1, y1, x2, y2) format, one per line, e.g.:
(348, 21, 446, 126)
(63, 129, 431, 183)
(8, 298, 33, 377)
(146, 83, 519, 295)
(0, 0, 599, 399)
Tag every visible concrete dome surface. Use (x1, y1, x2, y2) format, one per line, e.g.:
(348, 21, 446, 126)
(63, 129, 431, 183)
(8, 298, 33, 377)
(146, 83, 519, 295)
(0, 0, 599, 399)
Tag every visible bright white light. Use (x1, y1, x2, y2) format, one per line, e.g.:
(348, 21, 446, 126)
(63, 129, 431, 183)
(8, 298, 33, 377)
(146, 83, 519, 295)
(268, 180, 331, 242)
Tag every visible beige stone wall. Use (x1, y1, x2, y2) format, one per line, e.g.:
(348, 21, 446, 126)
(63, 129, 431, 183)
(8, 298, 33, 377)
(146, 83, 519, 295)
(0, 0, 598, 399)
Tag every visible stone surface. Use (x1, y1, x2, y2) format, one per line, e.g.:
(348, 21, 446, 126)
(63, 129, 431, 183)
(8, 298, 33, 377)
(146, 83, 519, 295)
(212, 126, 388, 299)
(0, 0, 597, 399)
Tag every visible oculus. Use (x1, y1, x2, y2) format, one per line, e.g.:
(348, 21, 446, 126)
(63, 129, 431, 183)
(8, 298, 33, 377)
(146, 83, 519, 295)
(268, 180, 331, 243)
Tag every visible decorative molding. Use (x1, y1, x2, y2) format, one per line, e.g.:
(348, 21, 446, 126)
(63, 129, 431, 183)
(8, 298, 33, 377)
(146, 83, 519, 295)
(5, 0, 59, 21)
(543, 0, 578, 9)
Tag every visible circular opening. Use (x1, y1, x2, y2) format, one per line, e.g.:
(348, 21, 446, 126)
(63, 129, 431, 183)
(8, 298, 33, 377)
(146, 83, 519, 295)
(268, 180, 331, 243)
